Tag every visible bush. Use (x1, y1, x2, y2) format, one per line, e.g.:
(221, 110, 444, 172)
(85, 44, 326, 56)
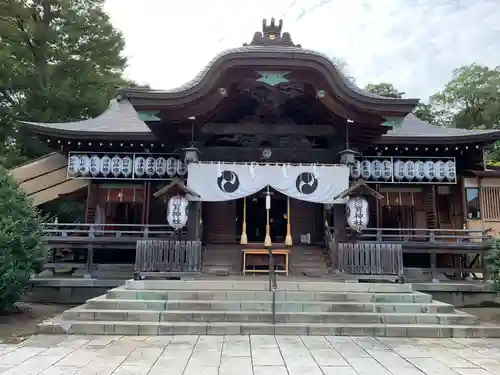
(0, 165, 46, 312)
(486, 237, 500, 291)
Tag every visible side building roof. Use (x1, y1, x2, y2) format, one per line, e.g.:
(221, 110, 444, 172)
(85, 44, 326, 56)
(18, 99, 500, 145)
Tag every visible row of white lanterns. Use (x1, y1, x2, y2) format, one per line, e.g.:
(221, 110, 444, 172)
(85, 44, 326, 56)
(67, 154, 187, 178)
(350, 159, 456, 182)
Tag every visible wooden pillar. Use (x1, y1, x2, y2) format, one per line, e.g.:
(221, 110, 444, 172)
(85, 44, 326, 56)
(332, 204, 347, 241)
(141, 181, 151, 226)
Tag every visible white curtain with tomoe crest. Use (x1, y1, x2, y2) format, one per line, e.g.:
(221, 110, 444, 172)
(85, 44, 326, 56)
(187, 162, 349, 203)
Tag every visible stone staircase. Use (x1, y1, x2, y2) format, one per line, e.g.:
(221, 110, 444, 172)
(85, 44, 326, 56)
(37, 279, 500, 337)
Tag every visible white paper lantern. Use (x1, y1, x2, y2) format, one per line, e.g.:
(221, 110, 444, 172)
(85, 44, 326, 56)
(67, 155, 80, 177)
(145, 157, 156, 177)
(155, 157, 167, 177)
(134, 156, 146, 178)
(371, 160, 382, 180)
(111, 156, 123, 177)
(434, 160, 446, 181)
(393, 160, 405, 180)
(122, 156, 133, 177)
(89, 155, 101, 177)
(360, 160, 371, 180)
(403, 160, 416, 181)
(78, 155, 90, 176)
(166, 157, 177, 177)
(100, 155, 111, 177)
(176, 159, 187, 176)
(423, 160, 436, 180)
(346, 196, 369, 232)
(445, 160, 456, 181)
(382, 160, 392, 180)
(167, 195, 189, 230)
(350, 160, 361, 179)
(414, 160, 425, 181)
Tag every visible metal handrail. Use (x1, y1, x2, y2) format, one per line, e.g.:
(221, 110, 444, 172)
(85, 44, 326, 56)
(267, 246, 277, 333)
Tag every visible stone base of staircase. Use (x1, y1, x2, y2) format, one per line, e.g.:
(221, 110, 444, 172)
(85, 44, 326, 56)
(37, 279, 500, 337)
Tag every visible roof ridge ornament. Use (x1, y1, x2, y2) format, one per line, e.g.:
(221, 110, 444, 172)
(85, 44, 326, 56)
(244, 18, 301, 48)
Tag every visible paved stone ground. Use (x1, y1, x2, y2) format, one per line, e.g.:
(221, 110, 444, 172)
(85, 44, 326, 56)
(2, 335, 500, 375)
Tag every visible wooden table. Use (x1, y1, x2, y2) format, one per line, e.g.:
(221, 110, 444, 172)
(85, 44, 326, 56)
(242, 249, 290, 276)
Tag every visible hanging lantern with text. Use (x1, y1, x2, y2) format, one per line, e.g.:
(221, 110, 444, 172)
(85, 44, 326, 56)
(346, 196, 369, 232)
(166, 195, 189, 230)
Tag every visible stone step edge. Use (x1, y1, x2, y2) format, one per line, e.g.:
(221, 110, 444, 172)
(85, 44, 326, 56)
(110, 287, 426, 297)
(91, 296, 449, 307)
(37, 320, 500, 338)
(72, 308, 467, 318)
(124, 280, 414, 292)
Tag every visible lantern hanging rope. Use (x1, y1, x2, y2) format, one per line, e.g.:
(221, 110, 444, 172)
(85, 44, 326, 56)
(284, 196, 292, 246)
(264, 186, 272, 247)
(240, 197, 248, 245)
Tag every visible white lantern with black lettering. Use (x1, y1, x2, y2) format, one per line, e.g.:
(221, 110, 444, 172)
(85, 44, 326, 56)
(100, 155, 111, 177)
(350, 160, 361, 179)
(445, 160, 456, 181)
(155, 157, 167, 177)
(371, 159, 382, 180)
(166, 157, 177, 177)
(176, 159, 187, 176)
(414, 160, 425, 181)
(360, 160, 371, 180)
(393, 160, 405, 181)
(67, 155, 80, 177)
(78, 155, 90, 176)
(382, 160, 392, 180)
(145, 157, 156, 177)
(134, 156, 146, 178)
(423, 160, 436, 180)
(346, 196, 369, 232)
(403, 160, 416, 181)
(89, 155, 101, 177)
(167, 195, 189, 230)
(122, 156, 133, 177)
(435, 160, 446, 181)
(111, 156, 123, 177)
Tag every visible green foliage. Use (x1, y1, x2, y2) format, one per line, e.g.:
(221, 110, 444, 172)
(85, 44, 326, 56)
(0, 0, 131, 168)
(486, 237, 500, 291)
(0, 165, 45, 312)
(429, 64, 500, 129)
(364, 83, 404, 98)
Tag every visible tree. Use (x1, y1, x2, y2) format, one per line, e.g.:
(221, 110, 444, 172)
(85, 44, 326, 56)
(413, 102, 439, 124)
(364, 83, 405, 98)
(0, 165, 45, 312)
(0, 0, 131, 169)
(429, 64, 500, 129)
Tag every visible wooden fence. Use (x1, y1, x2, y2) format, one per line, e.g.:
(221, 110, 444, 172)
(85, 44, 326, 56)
(338, 243, 404, 276)
(134, 239, 202, 278)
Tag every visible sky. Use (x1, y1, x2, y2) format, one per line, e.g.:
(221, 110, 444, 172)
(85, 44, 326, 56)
(103, 0, 500, 101)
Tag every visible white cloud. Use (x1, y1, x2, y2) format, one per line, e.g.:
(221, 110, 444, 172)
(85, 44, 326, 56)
(104, 0, 500, 100)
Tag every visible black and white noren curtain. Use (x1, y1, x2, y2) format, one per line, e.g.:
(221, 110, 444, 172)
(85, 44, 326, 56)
(187, 162, 349, 204)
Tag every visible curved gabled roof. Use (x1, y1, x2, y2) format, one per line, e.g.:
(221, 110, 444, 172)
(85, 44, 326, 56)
(121, 45, 418, 115)
(18, 101, 500, 145)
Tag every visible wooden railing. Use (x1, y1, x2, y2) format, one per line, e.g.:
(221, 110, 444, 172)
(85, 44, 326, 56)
(42, 223, 180, 239)
(324, 226, 491, 280)
(344, 227, 491, 244)
(337, 243, 404, 276)
(134, 239, 202, 278)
